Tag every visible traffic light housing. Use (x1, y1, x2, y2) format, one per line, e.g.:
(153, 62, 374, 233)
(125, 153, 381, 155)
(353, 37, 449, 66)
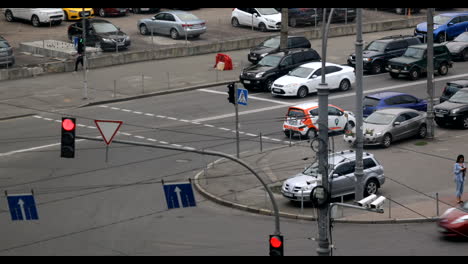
(61, 117, 76, 158)
(227, 82, 236, 105)
(269, 235, 284, 256)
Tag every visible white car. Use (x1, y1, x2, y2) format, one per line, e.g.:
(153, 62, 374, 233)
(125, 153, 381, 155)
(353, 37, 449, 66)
(231, 8, 281, 32)
(4, 8, 64, 27)
(271, 62, 355, 98)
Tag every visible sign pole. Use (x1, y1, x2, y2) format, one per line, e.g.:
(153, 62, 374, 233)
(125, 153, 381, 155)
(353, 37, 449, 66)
(234, 83, 240, 159)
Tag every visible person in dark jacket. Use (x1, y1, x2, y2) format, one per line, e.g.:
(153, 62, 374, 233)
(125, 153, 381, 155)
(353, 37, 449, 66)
(74, 37, 85, 72)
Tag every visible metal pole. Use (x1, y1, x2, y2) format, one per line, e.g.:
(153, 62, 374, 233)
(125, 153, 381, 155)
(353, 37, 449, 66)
(354, 8, 365, 202)
(280, 8, 288, 50)
(234, 83, 240, 159)
(436, 192, 440, 216)
(427, 8, 435, 139)
(76, 135, 282, 236)
(82, 8, 88, 100)
(316, 7, 334, 257)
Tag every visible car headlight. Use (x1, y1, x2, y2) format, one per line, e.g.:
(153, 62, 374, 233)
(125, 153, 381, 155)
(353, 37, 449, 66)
(265, 18, 275, 23)
(286, 83, 299, 88)
(451, 109, 460, 115)
(102, 38, 113, 43)
(260, 53, 268, 58)
(363, 57, 372, 62)
(375, 132, 383, 136)
(451, 215, 468, 225)
(255, 72, 265, 78)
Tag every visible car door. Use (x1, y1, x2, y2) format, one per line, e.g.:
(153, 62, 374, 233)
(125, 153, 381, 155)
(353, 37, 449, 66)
(387, 40, 408, 59)
(330, 161, 355, 196)
(15, 8, 27, 20)
(392, 113, 410, 140)
(325, 66, 341, 88)
(161, 13, 177, 35)
(306, 68, 321, 93)
(278, 55, 294, 77)
(328, 106, 346, 131)
(150, 13, 166, 34)
(237, 8, 252, 26)
(86, 23, 100, 47)
(446, 16, 463, 39)
(404, 112, 421, 138)
(400, 94, 426, 111)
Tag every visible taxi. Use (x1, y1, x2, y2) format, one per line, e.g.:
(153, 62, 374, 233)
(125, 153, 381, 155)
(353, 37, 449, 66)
(283, 102, 355, 138)
(62, 8, 95, 20)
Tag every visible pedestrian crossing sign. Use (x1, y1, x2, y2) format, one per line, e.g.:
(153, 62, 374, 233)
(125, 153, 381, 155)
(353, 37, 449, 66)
(237, 88, 248, 106)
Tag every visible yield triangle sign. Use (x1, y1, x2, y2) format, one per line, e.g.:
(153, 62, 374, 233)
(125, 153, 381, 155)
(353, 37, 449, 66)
(94, 120, 123, 145)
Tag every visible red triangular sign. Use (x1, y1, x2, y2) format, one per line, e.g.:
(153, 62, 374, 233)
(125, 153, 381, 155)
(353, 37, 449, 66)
(94, 120, 123, 145)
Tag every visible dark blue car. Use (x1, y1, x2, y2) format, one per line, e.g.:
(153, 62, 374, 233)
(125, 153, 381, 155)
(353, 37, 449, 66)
(415, 12, 468, 43)
(363, 92, 427, 117)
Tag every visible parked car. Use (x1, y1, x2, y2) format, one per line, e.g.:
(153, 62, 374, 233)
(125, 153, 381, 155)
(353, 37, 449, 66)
(438, 202, 468, 237)
(434, 88, 468, 129)
(248, 35, 311, 64)
(386, 44, 452, 80)
(440, 79, 468, 103)
(344, 108, 427, 148)
(4, 8, 64, 27)
(0, 36, 15, 67)
(138, 11, 206, 40)
(283, 102, 355, 139)
(272, 62, 355, 98)
(375, 8, 421, 15)
(444, 31, 468, 61)
(415, 12, 468, 43)
(281, 150, 385, 201)
(62, 8, 94, 20)
(68, 19, 131, 51)
(347, 35, 421, 74)
(231, 8, 281, 32)
(363, 92, 427, 117)
(240, 48, 321, 91)
(130, 8, 161, 14)
(93, 8, 129, 17)
(319, 8, 357, 23)
(275, 8, 320, 27)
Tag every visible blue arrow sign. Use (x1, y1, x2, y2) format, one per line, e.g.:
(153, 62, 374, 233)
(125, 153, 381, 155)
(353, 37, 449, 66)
(237, 88, 248, 106)
(7, 193, 39, 221)
(163, 182, 196, 209)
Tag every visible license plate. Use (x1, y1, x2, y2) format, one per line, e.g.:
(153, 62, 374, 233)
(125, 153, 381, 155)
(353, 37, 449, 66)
(436, 113, 444, 117)
(243, 80, 250, 84)
(283, 192, 294, 198)
(273, 88, 282, 93)
(391, 69, 400, 73)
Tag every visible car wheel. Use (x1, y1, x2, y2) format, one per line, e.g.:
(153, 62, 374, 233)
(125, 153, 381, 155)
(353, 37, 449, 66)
(139, 24, 149, 35)
(264, 78, 275, 92)
(462, 116, 468, 129)
(99, 8, 106, 17)
(258, 23, 267, 32)
(231, 17, 240, 27)
(306, 128, 317, 139)
(339, 79, 351, 91)
(5, 10, 14, 22)
(371, 61, 383, 74)
(284, 130, 293, 138)
(382, 133, 392, 148)
(31, 15, 40, 27)
(409, 68, 420, 80)
(436, 33, 446, 43)
(297, 86, 308, 98)
(364, 179, 379, 197)
(438, 62, 448, 76)
(417, 124, 427, 139)
(170, 29, 179, 40)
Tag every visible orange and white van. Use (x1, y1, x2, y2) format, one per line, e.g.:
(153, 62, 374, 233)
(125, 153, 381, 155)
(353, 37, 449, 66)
(283, 102, 356, 138)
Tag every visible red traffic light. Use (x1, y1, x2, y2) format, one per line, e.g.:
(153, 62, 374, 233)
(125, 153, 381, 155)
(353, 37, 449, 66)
(270, 236, 282, 248)
(62, 118, 75, 131)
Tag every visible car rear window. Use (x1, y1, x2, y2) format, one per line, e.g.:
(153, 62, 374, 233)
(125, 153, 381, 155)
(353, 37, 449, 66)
(364, 96, 380, 107)
(444, 83, 462, 97)
(287, 108, 306, 118)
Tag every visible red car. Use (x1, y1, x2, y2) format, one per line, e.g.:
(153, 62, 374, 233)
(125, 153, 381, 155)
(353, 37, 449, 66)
(93, 8, 129, 17)
(438, 202, 468, 237)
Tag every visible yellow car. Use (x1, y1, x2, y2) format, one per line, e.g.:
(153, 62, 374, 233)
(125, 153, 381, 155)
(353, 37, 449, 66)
(62, 8, 94, 20)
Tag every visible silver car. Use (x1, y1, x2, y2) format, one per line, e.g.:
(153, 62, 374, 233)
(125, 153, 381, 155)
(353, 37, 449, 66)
(137, 10, 206, 40)
(281, 150, 385, 201)
(444, 31, 468, 61)
(344, 108, 427, 148)
(0, 36, 14, 67)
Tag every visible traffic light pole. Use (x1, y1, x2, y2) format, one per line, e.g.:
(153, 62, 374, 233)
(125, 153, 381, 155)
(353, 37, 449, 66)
(426, 8, 435, 139)
(82, 8, 88, 100)
(234, 83, 240, 159)
(76, 135, 282, 236)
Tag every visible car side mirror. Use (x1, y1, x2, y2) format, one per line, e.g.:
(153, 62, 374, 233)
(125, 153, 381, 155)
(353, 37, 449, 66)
(332, 173, 340, 178)
(447, 22, 454, 27)
(393, 121, 401, 126)
(311, 75, 318, 79)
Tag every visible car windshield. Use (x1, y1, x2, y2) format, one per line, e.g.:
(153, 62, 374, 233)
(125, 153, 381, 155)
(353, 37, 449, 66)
(433, 15, 452, 25)
(365, 112, 395, 125)
(257, 8, 279, 15)
(258, 55, 282, 67)
(454, 32, 468, 42)
(288, 67, 314, 78)
(260, 37, 280, 48)
(93, 22, 119, 33)
(365, 41, 386, 52)
(448, 90, 468, 104)
(287, 109, 305, 118)
(177, 13, 200, 21)
(303, 162, 319, 177)
(403, 47, 425, 59)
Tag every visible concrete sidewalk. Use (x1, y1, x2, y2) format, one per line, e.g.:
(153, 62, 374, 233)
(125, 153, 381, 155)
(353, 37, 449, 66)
(194, 137, 468, 224)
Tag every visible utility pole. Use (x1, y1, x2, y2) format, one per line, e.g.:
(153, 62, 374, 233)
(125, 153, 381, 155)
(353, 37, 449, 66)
(280, 8, 288, 50)
(234, 83, 240, 159)
(354, 8, 365, 201)
(426, 8, 435, 139)
(316, 7, 334, 257)
(82, 8, 88, 100)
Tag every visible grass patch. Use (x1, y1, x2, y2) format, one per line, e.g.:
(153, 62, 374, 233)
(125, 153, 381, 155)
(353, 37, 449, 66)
(414, 141, 428, 146)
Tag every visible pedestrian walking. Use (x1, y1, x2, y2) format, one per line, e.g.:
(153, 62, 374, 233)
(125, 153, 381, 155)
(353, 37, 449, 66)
(454, 154, 466, 204)
(74, 37, 85, 72)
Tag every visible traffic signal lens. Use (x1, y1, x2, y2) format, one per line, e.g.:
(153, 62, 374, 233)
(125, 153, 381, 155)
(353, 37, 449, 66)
(62, 119, 75, 131)
(270, 237, 282, 248)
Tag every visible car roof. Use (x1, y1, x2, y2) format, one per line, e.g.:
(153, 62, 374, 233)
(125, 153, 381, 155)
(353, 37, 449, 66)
(439, 12, 468, 17)
(270, 48, 313, 57)
(300, 62, 338, 69)
(289, 101, 319, 110)
(448, 79, 468, 86)
(161, 10, 191, 15)
(408, 43, 444, 49)
(366, 92, 406, 100)
(374, 107, 419, 114)
(328, 150, 374, 166)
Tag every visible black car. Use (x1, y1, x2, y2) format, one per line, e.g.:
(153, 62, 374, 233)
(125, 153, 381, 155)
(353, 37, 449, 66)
(319, 8, 357, 23)
(240, 48, 321, 91)
(440, 80, 468, 103)
(67, 19, 131, 51)
(435, 88, 468, 129)
(0, 36, 14, 67)
(275, 8, 320, 27)
(347, 35, 421, 74)
(248, 35, 311, 64)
